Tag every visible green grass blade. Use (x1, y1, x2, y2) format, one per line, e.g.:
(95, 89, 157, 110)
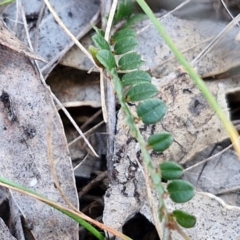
(0, 177, 106, 240)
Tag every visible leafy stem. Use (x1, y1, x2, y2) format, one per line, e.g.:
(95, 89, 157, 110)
(91, 1, 197, 238)
(111, 67, 165, 195)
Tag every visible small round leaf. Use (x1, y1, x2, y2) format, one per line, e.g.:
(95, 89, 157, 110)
(160, 161, 183, 180)
(122, 71, 151, 86)
(126, 83, 157, 102)
(124, 14, 146, 28)
(114, 36, 138, 55)
(167, 180, 194, 203)
(148, 132, 173, 152)
(137, 99, 166, 124)
(173, 210, 196, 228)
(92, 33, 110, 50)
(96, 49, 116, 70)
(118, 52, 144, 70)
(114, 0, 133, 21)
(113, 28, 136, 42)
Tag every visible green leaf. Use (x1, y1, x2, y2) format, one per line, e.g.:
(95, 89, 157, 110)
(124, 14, 147, 28)
(167, 180, 194, 203)
(160, 162, 183, 180)
(114, 0, 133, 22)
(89, 46, 103, 68)
(148, 133, 173, 152)
(137, 99, 166, 124)
(126, 83, 157, 102)
(118, 52, 144, 70)
(152, 174, 161, 185)
(173, 210, 196, 228)
(92, 33, 110, 50)
(96, 49, 116, 70)
(92, 26, 104, 36)
(112, 28, 136, 42)
(122, 70, 151, 86)
(114, 36, 138, 55)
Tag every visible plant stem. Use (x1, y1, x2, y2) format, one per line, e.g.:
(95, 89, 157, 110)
(110, 69, 165, 238)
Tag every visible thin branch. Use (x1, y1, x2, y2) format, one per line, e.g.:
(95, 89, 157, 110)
(47, 130, 78, 211)
(184, 143, 232, 172)
(104, 0, 118, 41)
(220, 0, 239, 25)
(68, 120, 104, 147)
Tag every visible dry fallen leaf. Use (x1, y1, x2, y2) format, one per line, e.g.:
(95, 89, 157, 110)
(4, 0, 100, 77)
(0, 20, 44, 61)
(0, 20, 78, 239)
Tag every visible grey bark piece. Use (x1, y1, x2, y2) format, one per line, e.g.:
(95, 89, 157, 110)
(0, 46, 78, 238)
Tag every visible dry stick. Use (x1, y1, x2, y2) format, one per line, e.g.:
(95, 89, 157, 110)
(102, 0, 118, 180)
(102, 0, 117, 117)
(47, 129, 78, 211)
(101, 0, 112, 30)
(136, 0, 190, 36)
(151, 37, 213, 76)
(79, 171, 107, 198)
(51, 95, 99, 158)
(32, 1, 46, 51)
(220, 0, 240, 25)
(61, 101, 101, 108)
(99, 0, 117, 123)
(191, 14, 240, 67)
(104, 0, 117, 42)
(73, 153, 89, 171)
(68, 120, 105, 147)
(184, 122, 240, 173)
(173, 221, 191, 240)
(99, 69, 108, 123)
(160, 0, 190, 20)
(22, 4, 79, 211)
(41, 12, 100, 76)
(80, 108, 102, 130)
(216, 186, 240, 195)
(13, 0, 20, 32)
(184, 142, 233, 172)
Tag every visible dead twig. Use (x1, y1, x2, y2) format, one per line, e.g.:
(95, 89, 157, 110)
(79, 171, 108, 198)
